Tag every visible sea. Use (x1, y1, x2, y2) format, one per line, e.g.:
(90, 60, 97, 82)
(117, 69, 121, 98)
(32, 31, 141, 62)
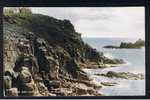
(82, 37, 145, 96)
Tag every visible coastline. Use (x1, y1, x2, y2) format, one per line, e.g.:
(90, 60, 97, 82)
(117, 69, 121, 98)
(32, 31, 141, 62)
(82, 60, 145, 96)
(3, 8, 145, 96)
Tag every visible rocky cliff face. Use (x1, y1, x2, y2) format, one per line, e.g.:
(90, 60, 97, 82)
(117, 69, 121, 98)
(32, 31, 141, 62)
(3, 13, 122, 96)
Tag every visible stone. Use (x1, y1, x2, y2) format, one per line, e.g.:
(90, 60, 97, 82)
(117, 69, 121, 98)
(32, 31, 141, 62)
(72, 83, 88, 95)
(76, 88, 87, 95)
(6, 88, 18, 96)
(19, 79, 37, 96)
(37, 82, 48, 92)
(36, 38, 46, 47)
(18, 67, 32, 83)
(46, 56, 59, 80)
(26, 82, 35, 90)
(65, 58, 80, 78)
(87, 88, 95, 94)
(77, 71, 89, 80)
(5, 69, 16, 78)
(23, 57, 33, 68)
(101, 82, 117, 86)
(4, 75, 12, 89)
(48, 80, 61, 88)
(48, 93, 56, 96)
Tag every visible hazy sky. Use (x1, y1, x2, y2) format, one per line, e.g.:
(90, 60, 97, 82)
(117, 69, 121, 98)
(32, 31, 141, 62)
(31, 7, 145, 39)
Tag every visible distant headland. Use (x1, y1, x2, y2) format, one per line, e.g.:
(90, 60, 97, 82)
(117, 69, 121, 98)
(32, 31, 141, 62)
(104, 39, 145, 49)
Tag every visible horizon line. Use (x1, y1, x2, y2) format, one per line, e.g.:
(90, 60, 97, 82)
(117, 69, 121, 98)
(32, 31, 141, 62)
(81, 36, 145, 39)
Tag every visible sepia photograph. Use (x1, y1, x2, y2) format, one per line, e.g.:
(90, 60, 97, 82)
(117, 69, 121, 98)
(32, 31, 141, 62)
(3, 7, 145, 96)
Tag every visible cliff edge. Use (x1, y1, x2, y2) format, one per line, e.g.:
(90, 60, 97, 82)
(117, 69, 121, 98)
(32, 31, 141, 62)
(3, 8, 123, 96)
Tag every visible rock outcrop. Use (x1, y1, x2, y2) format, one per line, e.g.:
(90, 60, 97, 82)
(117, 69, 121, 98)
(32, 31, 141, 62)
(3, 9, 123, 96)
(95, 71, 144, 80)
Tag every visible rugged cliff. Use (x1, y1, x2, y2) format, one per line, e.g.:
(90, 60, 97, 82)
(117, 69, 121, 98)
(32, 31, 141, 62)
(3, 11, 123, 96)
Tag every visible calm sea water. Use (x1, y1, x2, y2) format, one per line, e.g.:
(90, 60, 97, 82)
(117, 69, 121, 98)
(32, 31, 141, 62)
(82, 37, 145, 96)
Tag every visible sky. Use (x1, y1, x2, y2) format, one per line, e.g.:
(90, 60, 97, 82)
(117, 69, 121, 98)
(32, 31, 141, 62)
(31, 7, 145, 39)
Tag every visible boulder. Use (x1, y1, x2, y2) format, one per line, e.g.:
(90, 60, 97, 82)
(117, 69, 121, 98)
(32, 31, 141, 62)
(103, 57, 124, 64)
(37, 82, 50, 96)
(18, 67, 32, 83)
(75, 87, 87, 95)
(86, 88, 97, 95)
(22, 82, 35, 95)
(48, 80, 61, 88)
(72, 83, 88, 95)
(77, 71, 89, 80)
(6, 88, 18, 96)
(4, 75, 12, 89)
(19, 79, 40, 96)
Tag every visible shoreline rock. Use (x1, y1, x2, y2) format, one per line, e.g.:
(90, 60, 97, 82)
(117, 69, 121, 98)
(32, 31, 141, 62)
(95, 71, 144, 80)
(101, 82, 117, 86)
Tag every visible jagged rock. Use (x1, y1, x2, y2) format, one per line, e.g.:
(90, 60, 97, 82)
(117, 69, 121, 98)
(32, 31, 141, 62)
(16, 67, 39, 96)
(18, 77, 40, 96)
(22, 81, 35, 95)
(48, 80, 61, 88)
(4, 76, 12, 89)
(71, 83, 96, 95)
(39, 47, 48, 57)
(18, 67, 32, 83)
(5, 69, 16, 78)
(14, 55, 33, 71)
(6, 88, 18, 96)
(49, 88, 66, 96)
(65, 58, 80, 78)
(37, 82, 47, 90)
(4, 11, 124, 96)
(35, 43, 60, 80)
(36, 81, 56, 96)
(33, 74, 43, 82)
(76, 71, 89, 80)
(23, 57, 33, 68)
(103, 57, 124, 64)
(25, 32, 35, 40)
(87, 88, 96, 95)
(75, 87, 87, 95)
(36, 38, 46, 47)
(46, 56, 59, 80)
(37, 82, 49, 95)
(65, 58, 89, 80)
